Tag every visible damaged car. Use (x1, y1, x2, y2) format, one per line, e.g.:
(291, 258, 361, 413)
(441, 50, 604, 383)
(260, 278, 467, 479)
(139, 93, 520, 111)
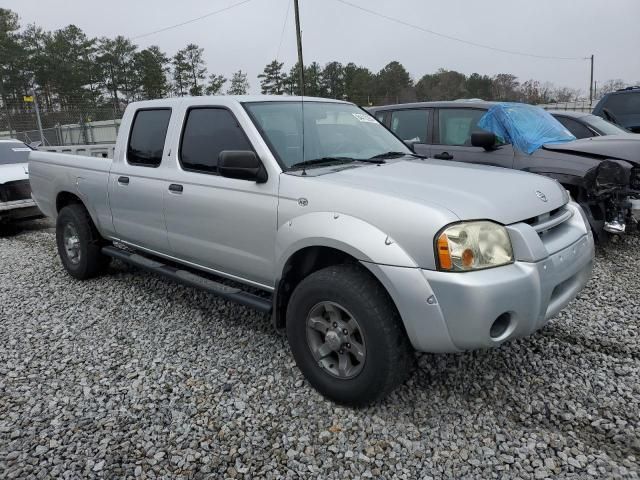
(0, 139, 42, 226)
(370, 101, 640, 240)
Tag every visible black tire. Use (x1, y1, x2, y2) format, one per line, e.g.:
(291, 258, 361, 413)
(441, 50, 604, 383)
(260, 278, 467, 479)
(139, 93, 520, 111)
(286, 264, 414, 406)
(56, 204, 110, 279)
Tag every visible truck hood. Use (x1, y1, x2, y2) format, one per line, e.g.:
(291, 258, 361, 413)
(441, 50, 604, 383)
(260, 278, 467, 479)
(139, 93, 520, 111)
(0, 163, 29, 184)
(322, 159, 566, 225)
(542, 135, 640, 165)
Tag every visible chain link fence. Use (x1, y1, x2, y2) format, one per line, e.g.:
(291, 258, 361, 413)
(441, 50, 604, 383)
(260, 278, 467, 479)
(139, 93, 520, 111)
(0, 99, 123, 146)
(537, 101, 593, 112)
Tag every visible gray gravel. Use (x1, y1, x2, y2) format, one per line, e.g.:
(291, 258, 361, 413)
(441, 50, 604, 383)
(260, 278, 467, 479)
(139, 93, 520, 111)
(1, 221, 639, 479)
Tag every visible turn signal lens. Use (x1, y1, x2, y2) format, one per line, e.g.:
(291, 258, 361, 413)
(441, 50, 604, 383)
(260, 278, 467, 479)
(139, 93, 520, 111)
(436, 221, 513, 272)
(437, 234, 452, 270)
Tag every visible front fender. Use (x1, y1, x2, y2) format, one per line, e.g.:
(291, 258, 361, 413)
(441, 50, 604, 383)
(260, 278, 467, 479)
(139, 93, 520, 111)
(275, 211, 418, 274)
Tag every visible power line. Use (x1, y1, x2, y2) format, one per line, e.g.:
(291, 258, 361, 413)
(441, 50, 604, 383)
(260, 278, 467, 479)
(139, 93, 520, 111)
(334, 0, 588, 61)
(276, 0, 292, 61)
(132, 0, 255, 40)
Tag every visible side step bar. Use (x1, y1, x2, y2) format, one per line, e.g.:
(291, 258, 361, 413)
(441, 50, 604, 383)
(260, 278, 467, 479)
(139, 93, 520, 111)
(102, 246, 272, 313)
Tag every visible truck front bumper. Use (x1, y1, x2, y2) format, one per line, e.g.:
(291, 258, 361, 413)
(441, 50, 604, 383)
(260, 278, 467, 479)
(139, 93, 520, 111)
(367, 231, 594, 353)
(0, 199, 42, 222)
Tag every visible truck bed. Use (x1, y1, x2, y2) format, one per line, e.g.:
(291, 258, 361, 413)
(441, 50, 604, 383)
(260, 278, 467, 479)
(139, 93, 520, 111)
(29, 151, 113, 232)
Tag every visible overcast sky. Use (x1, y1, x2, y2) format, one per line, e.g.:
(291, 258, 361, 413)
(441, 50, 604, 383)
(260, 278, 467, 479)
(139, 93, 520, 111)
(5, 0, 639, 95)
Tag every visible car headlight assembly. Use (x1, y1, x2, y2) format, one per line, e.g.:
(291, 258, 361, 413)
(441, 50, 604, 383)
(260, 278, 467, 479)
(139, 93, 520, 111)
(436, 221, 514, 272)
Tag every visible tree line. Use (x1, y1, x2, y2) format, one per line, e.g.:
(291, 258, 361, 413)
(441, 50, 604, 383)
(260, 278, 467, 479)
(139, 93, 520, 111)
(1, 7, 635, 124)
(0, 8, 249, 117)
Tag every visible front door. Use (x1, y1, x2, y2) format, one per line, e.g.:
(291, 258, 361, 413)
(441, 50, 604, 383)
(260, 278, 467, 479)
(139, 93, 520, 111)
(162, 107, 278, 287)
(431, 108, 515, 169)
(108, 108, 172, 254)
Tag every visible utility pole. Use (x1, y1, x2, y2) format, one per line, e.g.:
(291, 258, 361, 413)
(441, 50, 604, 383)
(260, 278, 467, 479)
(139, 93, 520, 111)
(589, 54, 594, 106)
(0, 77, 14, 137)
(293, 0, 305, 96)
(32, 89, 45, 146)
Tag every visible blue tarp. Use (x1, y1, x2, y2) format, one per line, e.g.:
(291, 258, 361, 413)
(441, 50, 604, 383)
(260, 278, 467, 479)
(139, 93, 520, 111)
(478, 102, 576, 154)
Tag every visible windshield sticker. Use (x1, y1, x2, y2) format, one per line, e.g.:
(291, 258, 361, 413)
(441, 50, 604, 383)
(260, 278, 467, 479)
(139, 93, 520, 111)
(352, 113, 378, 123)
(11, 147, 31, 152)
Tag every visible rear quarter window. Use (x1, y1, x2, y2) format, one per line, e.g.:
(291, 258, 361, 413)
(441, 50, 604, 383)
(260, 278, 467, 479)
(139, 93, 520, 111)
(127, 109, 172, 167)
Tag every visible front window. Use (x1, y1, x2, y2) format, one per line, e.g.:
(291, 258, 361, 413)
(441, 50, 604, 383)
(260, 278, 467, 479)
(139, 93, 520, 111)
(437, 108, 486, 146)
(243, 101, 411, 169)
(555, 116, 594, 139)
(179, 107, 253, 174)
(0, 142, 32, 165)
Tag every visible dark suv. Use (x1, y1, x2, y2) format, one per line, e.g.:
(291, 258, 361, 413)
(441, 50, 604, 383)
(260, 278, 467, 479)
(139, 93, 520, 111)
(369, 101, 640, 239)
(593, 86, 640, 133)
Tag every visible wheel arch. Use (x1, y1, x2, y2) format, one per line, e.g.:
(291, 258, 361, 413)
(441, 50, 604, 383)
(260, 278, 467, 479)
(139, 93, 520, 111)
(55, 190, 102, 232)
(272, 244, 411, 341)
(272, 212, 419, 332)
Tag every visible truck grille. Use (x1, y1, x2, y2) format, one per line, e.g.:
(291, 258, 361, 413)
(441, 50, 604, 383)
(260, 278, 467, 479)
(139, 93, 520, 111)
(523, 204, 573, 235)
(0, 180, 32, 202)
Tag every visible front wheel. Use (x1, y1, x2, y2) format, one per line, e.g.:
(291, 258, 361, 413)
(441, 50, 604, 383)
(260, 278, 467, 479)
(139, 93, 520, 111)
(56, 204, 110, 280)
(286, 264, 413, 406)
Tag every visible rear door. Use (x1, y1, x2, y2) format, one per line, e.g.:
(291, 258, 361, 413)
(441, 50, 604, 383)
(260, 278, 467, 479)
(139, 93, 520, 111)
(108, 108, 172, 254)
(431, 107, 515, 168)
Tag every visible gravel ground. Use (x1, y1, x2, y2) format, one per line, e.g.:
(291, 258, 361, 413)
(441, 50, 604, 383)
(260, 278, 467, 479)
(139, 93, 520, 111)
(1, 221, 639, 479)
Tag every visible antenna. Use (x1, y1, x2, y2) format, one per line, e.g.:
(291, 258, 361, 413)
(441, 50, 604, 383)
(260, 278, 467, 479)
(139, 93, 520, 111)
(293, 0, 306, 174)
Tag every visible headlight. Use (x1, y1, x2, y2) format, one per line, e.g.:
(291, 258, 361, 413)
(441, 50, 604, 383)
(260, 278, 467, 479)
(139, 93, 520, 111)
(436, 221, 513, 271)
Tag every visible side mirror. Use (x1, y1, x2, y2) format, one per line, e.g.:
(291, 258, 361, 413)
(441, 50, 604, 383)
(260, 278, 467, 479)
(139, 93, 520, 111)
(218, 150, 268, 183)
(403, 140, 417, 152)
(471, 131, 497, 151)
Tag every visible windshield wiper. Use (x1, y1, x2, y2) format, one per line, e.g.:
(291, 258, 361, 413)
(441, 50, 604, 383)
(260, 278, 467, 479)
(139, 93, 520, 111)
(288, 156, 356, 170)
(369, 151, 426, 159)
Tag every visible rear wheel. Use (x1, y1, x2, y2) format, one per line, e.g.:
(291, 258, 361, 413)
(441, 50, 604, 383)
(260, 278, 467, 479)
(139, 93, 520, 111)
(56, 204, 110, 279)
(286, 264, 413, 406)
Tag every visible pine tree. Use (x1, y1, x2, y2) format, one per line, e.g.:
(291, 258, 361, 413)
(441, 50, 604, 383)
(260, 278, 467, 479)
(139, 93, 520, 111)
(206, 74, 226, 95)
(134, 46, 169, 100)
(178, 44, 206, 96)
(258, 59, 285, 94)
(227, 70, 249, 95)
(172, 51, 189, 97)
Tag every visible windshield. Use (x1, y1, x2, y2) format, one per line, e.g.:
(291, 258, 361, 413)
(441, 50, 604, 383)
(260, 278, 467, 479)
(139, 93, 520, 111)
(584, 114, 629, 135)
(244, 101, 412, 169)
(478, 103, 575, 154)
(0, 142, 32, 165)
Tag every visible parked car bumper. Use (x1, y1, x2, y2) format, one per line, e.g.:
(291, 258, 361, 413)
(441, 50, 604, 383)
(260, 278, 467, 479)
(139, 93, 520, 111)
(0, 199, 42, 222)
(368, 225, 594, 353)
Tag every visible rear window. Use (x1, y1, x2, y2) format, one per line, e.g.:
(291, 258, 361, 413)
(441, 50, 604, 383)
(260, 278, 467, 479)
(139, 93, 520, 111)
(604, 92, 640, 116)
(0, 142, 32, 165)
(390, 109, 429, 143)
(127, 109, 171, 167)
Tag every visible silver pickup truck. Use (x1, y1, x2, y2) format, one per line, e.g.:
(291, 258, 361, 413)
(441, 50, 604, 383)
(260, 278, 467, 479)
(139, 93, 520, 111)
(29, 96, 594, 405)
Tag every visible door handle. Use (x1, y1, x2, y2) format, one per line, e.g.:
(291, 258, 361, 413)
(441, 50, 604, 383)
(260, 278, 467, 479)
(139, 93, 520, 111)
(433, 152, 453, 160)
(118, 176, 129, 185)
(168, 183, 184, 193)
